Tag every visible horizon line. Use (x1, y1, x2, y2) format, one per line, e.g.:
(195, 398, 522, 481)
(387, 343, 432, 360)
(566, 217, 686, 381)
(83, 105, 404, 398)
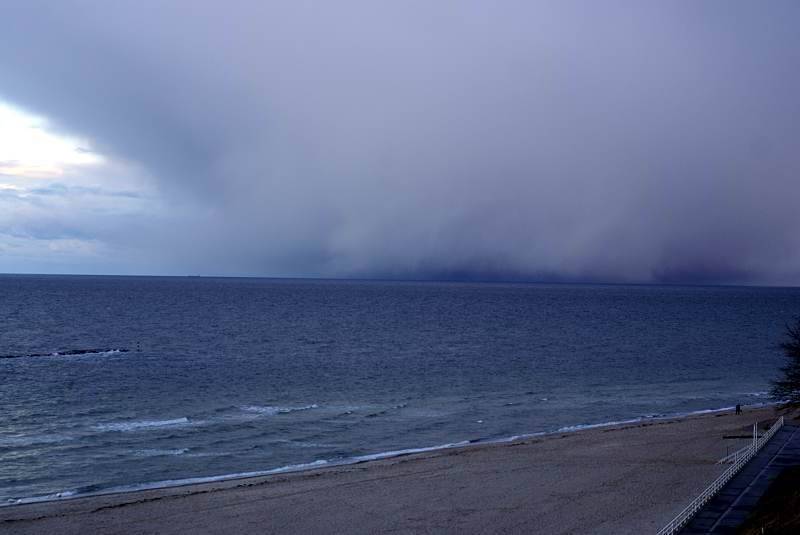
(0, 271, 797, 291)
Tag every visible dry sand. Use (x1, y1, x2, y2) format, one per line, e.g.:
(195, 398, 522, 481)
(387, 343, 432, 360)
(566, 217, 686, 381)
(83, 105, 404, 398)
(0, 407, 780, 534)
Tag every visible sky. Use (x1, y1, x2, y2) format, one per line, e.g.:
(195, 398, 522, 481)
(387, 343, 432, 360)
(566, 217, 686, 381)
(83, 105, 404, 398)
(1, 1, 799, 284)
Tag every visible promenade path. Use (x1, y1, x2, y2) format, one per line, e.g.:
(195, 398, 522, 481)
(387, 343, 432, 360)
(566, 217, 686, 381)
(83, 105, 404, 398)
(681, 424, 800, 534)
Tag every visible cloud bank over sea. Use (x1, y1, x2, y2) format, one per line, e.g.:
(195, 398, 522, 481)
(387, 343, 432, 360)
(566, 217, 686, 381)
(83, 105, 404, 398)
(1, 1, 799, 284)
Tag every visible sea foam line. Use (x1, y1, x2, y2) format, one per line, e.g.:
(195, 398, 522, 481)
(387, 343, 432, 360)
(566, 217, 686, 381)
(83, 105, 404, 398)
(3, 400, 780, 508)
(240, 404, 319, 416)
(5, 460, 331, 506)
(94, 417, 195, 432)
(0, 348, 128, 360)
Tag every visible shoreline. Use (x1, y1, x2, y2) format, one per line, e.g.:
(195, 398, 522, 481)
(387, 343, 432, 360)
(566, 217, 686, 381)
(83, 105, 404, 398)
(2, 401, 780, 509)
(1, 405, 785, 534)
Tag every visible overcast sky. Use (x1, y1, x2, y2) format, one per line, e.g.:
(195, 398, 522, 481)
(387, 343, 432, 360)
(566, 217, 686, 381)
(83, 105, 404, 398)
(1, 1, 799, 284)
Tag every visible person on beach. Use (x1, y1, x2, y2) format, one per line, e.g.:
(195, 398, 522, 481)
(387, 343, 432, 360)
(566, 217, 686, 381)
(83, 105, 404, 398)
(735, 404, 742, 415)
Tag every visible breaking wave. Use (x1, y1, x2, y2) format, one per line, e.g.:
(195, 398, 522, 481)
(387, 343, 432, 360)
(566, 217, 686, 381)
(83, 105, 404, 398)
(132, 448, 190, 457)
(2, 399, 782, 508)
(240, 404, 319, 415)
(0, 348, 129, 359)
(94, 417, 194, 432)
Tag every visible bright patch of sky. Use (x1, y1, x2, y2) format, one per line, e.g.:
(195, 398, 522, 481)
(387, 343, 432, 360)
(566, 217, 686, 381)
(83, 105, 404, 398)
(0, 101, 101, 179)
(0, 100, 161, 275)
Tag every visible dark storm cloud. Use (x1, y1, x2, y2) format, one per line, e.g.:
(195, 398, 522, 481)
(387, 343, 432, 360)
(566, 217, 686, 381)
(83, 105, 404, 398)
(1, 1, 799, 283)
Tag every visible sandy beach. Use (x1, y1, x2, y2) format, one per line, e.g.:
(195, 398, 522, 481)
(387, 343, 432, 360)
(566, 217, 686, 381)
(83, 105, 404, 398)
(0, 407, 781, 534)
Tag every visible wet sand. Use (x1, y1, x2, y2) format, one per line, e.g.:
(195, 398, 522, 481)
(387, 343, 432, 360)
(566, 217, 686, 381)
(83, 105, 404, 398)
(0, 407, 779, 534)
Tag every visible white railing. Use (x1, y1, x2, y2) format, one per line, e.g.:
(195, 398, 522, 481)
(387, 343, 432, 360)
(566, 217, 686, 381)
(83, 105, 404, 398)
(717, 443, 752, 464)
(717, 419, 772, 464)
(656, 415, 784, 535)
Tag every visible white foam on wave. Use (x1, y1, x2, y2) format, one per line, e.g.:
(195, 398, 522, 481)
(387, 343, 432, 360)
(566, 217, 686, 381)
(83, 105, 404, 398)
(2, 438, 478, 507)
(133, 448, 190, 457)
(682, 406, 735, 416)
(556, 418, 646, 433)
(95, 417, 194, 432)
(551, 405, 744, 434)
(4, 460, 330, 506)
(349, 441, 471, 463)
(5, 489, 77, 506)
(240, 404, 319, 416)
(4, 399, 784, 508)
(495, 431, 549, 443)
(50, 349, 123, 357)
(482, 400, 784, 447)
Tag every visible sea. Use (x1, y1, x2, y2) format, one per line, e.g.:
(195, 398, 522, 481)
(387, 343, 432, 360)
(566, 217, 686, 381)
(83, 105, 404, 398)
(1, 275, 797, 505)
